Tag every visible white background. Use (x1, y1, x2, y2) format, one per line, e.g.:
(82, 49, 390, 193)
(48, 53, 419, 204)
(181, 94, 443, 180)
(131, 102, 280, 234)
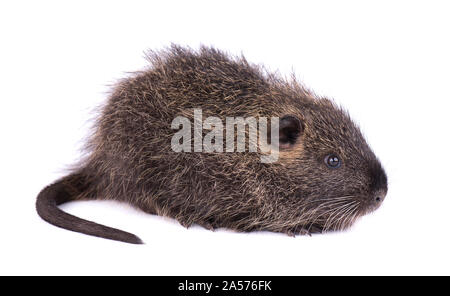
(1, 0, 449, 276)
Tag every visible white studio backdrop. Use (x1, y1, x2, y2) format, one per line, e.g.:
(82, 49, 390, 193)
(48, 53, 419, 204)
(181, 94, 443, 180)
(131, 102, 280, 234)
(0, 0, 449, 275)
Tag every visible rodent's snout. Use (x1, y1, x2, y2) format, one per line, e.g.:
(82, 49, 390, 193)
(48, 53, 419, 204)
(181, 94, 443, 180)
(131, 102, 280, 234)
(366, 161, 388, 212)
(370, 190, 387, 212)
(375, 192, 385, 204)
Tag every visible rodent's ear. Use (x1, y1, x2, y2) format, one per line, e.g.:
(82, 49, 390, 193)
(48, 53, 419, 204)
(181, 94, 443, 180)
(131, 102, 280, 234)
(279, 115, 303, 149)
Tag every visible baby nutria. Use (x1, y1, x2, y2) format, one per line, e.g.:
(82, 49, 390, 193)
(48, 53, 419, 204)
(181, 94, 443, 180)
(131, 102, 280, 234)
(36, 45, 388, 244)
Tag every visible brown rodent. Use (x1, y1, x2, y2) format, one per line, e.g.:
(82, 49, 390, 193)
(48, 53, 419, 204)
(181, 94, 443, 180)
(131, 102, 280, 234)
(36, 45, 388, 244)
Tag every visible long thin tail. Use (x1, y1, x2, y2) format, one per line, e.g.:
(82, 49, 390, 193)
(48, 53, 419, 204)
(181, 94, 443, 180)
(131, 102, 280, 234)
(36, 173, 143, 244)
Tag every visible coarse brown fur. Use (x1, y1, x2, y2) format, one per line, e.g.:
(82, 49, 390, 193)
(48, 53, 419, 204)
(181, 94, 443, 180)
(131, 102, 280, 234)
(36, 45, 387, 244)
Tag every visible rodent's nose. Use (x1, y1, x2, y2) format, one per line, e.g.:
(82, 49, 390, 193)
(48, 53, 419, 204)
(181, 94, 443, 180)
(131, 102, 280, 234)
(373, 191, 386, 208)
(365, 193, 385, 213)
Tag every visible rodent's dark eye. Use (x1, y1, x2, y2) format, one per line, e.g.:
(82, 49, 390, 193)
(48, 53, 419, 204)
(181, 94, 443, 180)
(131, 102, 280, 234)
(325, 154, 341, 169)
